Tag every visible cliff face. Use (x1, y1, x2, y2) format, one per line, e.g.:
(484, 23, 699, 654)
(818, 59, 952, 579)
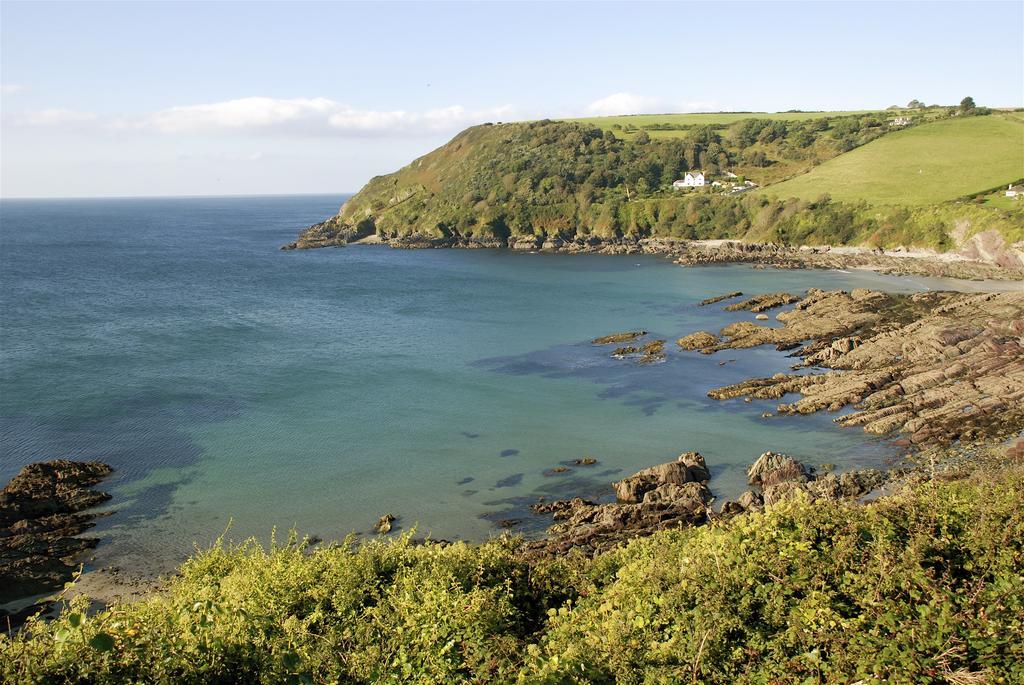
(285, 119, 1024, 267)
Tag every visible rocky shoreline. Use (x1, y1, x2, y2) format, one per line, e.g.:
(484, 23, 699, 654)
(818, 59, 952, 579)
(283, 222, 1024, 281)
(521, 286, 1023, 554)
(524, 449, 889, 557)
(0, 460, 113, 625)
(682, 288, 1024, 448)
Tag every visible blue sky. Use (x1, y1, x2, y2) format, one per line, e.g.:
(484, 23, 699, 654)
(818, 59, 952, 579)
(2, 1, 1021, 198)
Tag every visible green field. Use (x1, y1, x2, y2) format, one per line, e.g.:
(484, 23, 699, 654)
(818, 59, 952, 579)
(562, 110, 882, 139)
(761, 114, 1024, 205)
(566, 110, 879, 127)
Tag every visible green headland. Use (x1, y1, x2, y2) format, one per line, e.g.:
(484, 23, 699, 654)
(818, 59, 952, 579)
(288, 104, 1024, 271)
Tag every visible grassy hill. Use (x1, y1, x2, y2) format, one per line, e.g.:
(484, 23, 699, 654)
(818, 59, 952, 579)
(291, 112, 1023, 256)
(762, 114, 1024, 205)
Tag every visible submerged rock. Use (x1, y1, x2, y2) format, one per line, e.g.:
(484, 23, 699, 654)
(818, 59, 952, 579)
(593, 331, 647, 344)
(698, 291, 743, 306)
(638, 340, 666, 364)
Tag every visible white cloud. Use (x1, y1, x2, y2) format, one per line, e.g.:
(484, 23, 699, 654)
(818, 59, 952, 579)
(22, 108, 98, 125)
(584, 92, 723, 117)
(144, 97, 514, 136)
(148, 97, 336, 133)
(8, 93, 727, 140)
(1, 84, 28, 96)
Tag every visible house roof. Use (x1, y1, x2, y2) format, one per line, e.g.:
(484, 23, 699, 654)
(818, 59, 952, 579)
(1009, 185, 1024, 192)
(686, 171, 704, 176)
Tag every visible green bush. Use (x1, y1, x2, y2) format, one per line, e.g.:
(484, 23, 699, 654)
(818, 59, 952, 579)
(4, 466, 1022, 684)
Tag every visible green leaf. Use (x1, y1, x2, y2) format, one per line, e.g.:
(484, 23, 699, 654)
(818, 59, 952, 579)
(67, 612, 82, 628)
(89, 632, 116, 652)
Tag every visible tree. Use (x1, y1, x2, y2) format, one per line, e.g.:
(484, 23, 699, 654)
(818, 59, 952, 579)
(907, 99, 924, 109)
(634, 131, 651, 144)
(960, 96, 976, 112)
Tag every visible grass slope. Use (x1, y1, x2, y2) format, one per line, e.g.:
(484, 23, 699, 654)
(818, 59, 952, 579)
(762, 114, 1024, 205)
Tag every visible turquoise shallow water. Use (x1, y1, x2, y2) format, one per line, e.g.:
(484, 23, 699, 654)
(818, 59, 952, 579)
(0, 195, 1003, 575)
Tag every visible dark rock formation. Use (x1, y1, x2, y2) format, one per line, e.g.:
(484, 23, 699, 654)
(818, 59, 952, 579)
(698, 292, 743, 306)
(0, 460, 113, 604)
(724, 292, 800, 312)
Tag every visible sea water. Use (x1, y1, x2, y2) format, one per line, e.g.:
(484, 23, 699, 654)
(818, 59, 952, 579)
(0, 195, 1004, 575)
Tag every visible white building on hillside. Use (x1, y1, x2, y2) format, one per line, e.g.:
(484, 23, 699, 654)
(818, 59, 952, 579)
(1006, 184, 1024, 198)
(889, 116, 912, 127)
(673, 172, 705, 189)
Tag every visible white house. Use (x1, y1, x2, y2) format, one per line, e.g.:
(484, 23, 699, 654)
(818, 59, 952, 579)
(672, 172, 705, 189)
(889, 116, 911, 127)
(1006, 184, 1024, 198)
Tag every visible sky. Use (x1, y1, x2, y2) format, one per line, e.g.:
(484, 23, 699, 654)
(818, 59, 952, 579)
(1, 1, 1022, 198)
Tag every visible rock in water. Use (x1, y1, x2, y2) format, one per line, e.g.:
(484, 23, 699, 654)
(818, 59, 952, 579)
(746, 451, 810, 488)
(614, 451, 710, 503)
(376, 514, 396, 534)
(0, 460, 113, 604)
(724, 292, 800, 312)
(593, 331, 647, 345)
(677, 331, 719, 351)
(698, 292, 743, 306)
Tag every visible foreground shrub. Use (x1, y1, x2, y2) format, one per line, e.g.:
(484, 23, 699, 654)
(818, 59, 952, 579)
(524, 468, 1024, 683)
(3, 466, 1021, 684)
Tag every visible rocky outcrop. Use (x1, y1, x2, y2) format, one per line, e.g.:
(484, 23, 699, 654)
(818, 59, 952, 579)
(683, 289, 1024, 449)
(718, 451, 888, 512)
(613, 452, 710, 503)
(527, 448, 895, 556)
(677, 331, 720, 351)
(672, 240, 1024, 281)
(698, 292, 743, 306)
(528, 453, 712, 555)
(0, 460, 113, 604)
(724, 292, 800, 312)
(593, 331, 647, 345)
(637, 340, 666, 364)
(746, 452, 810, 488)
(376, 514, 396, 534)
(282, 215, 370, 250)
